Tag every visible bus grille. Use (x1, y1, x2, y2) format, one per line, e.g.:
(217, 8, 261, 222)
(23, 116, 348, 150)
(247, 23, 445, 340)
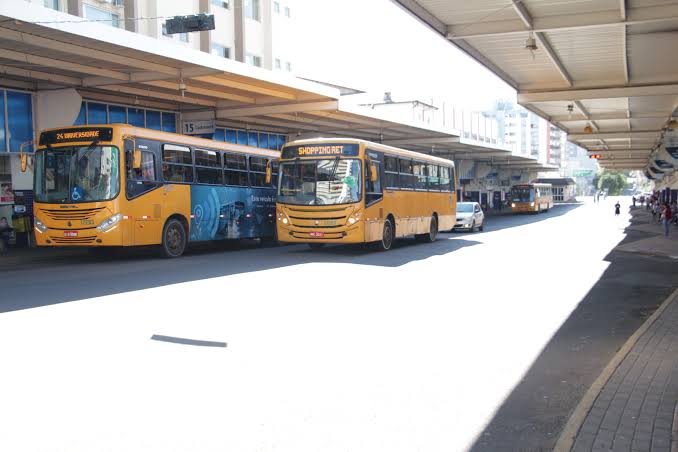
(49, 235, 97, 244)
(41, 208, 105, 221)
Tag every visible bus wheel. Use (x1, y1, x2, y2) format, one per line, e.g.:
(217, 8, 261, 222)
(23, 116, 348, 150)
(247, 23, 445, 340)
(417, 216, 438, 242)
(374, 218, 394, 251)
(161, 218, 187, 258)
(308, 243, 325, 250)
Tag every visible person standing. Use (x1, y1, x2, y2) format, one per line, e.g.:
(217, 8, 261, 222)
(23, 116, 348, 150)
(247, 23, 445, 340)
(615, 201, 621, 216)
(661, 202, 672, 237)
(632, 196, 636, 207)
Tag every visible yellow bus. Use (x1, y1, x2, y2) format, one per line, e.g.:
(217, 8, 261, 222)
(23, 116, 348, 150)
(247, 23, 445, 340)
(276, 138, 456, 250)
(32, 124, 279, 257)
(510, 183, 554, 214)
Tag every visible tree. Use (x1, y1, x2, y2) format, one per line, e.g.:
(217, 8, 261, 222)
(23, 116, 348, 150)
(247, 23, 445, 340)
(597, 170, 628, 195)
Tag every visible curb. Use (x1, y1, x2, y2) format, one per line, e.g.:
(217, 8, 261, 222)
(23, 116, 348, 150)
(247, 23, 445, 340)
(553, 288, 678, 452)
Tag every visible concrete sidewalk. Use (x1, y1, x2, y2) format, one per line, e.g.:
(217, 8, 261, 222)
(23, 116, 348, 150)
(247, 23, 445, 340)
(614, 208, 678, 260)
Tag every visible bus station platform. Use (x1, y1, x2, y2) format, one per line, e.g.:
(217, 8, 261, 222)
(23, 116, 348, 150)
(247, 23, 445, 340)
(556, 207, 678, 452)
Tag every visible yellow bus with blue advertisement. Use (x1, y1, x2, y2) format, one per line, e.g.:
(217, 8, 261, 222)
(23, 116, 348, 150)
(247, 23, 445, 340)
(276, 138, 456, 251)
(32, 124, 278, 257)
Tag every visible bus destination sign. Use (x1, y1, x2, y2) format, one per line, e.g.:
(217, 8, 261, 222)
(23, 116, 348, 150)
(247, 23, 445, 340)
(39, 127, 114, 146)
(282, 143, 360, 159)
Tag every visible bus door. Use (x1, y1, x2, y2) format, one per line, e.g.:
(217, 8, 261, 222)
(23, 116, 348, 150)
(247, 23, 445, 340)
(125, 138, 163, 245)
(365, 150, 383, 242)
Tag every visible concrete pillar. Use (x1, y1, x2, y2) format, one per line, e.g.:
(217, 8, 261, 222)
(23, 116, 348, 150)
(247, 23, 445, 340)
(233, 0, 246, 63)
(199, 0, 210, 54)
(67, 0, 82, 16)
(123, 0, 139, 33)
(262, 0, 273, 70)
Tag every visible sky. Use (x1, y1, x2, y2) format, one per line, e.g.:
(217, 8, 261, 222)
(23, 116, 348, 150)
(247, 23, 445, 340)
(292, 0, 516, 111)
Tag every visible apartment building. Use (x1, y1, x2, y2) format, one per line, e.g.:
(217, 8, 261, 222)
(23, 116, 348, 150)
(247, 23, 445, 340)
(31, 0, 296, 71)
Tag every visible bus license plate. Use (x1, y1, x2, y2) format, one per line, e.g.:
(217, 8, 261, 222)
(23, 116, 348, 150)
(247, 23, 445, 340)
(309, 232, 324, 238)
(64, 231, 78, 237)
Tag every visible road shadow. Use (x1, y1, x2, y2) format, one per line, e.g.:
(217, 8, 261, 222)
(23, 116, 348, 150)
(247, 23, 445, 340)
(0, 235, 480, 313)
(473, 203, 583, 234)
(469, 229, 678, 451)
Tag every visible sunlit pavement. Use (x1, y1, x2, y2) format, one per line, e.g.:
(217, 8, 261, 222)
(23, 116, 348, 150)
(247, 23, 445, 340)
(0, 198, 654, 452)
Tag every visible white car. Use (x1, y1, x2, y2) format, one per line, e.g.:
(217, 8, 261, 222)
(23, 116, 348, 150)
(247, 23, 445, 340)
(453, 202, 484, 232)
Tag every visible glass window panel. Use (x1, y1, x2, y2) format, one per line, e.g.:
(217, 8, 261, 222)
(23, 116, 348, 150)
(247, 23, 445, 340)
(163, 164, 193, 183)
(213, 128, 225, 142)
(195, 149, 220, 167)
(129, 151, 156, 181)
(236, 130, 248, 145)
(384, 156, 398, 173)
(128, 108, 144, 127)
(161, 112, 176, 132)
(7, 91, 33, 153)
(196, 167, 222, 185)
(87, 102, 107, 124)
(146, 110, 161, 130)
(163, 144, 192, 164)
(276, 134, 286, 150)
(225, 129, 237, 143)
(247, 131, 258, 147)
(224, 169, 248, 186)
(399, 159, 413, 174)
(108, 105, 126, 124)
(74, 102, 86, 126)
(259, 133, 269, 149)
(84, 5, 119, 27)
(249, 156, 267, 173)
(224, 153, 247, 170)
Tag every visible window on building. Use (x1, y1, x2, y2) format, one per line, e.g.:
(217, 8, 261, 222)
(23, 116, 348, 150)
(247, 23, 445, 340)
(246, 53, 262, 67)
(6, 91, 33, 152)
(275, 58, 281, 70)
(43, 0, 60, 10)
(285, 61, 292, 72)
(210, 0, 230, 9)
(146, 110, 161, 131)
(284, 6, 290, 17)
(273, 1, 280, 13)
(211, 44, 231, 59)
(178, 32, 189, 43)
(162, 24, 169, 36)
(84, 5, 120, 27)
(245, 0, 260, 20)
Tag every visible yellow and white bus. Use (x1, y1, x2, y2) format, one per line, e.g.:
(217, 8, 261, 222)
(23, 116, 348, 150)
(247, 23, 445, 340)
(32, 124, 279, 257)
(276, 138, 456, 250)
(510, 183, 554, 213)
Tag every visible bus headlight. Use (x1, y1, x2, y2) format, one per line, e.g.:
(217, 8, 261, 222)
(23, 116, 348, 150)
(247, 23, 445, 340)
(97, 213, 122, 232)
(511, 203, 516, 208)
(530, 202, 535, 207)
(348, 210, 362, 225)
(277, 211, 289, 224)
(35, 218, 47, 233)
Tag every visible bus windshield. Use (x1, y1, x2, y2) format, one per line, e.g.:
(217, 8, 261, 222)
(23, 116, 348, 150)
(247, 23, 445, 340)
(34, 146, 120, 203)
(278, 158, 362, 205)
(511, 187, 533, 202)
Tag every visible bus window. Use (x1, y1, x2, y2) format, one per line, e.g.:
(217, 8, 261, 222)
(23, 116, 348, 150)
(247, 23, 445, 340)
(413, 161, 427, 190)
(249, 156, 270, 187)
(365, 155, 382, 205)
(439, 166, 451, 192)
(384, 155, 398, 188)
(195, 149, 222, 185)
(427, 164, 440, 191)
(127, 150, 160, 198)
(224, 153, 248, 186)
(162, 144, 193, 183)
(399, 159, 414, 189)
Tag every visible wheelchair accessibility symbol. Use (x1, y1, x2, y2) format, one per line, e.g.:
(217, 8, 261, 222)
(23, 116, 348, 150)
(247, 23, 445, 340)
(71, 186, 84, 201)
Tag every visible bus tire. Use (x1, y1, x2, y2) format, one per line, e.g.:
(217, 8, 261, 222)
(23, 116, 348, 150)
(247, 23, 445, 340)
(308, 243, 325, 250)
(160, 218, 187, 258)
(374, 218, 394, 251)
(417, 215, 438, 242)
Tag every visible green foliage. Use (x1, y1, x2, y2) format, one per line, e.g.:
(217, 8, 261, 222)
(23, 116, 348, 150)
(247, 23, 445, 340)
(597, 170, 628, 195)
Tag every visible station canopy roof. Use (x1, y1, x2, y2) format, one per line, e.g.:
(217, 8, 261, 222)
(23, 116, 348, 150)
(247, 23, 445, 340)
(0, 1, 546, 172)
(394, 0, 678, 170)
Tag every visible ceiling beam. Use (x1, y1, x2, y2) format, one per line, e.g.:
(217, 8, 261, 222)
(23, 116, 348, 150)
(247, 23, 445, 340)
(569, 131, 658, 140)
(391, 0, 447, 35)
(620, 0, 627, 21)
(383, 137, 460, 145)
(0, 63, 81, 86)
(140, 80, 256, 104)
(573, 101, 599, 131)
(535, 32, 573, 86)
(446, 4, 678, 39)
(0, 27, 179, 76)
(552, 111, 667, 121)
(518, 84, 678, 102)
(96, 85, 217, 107)
(216, 101, 338, 118)
(192, 75, 297, 100)
(511, 0, 533, 28)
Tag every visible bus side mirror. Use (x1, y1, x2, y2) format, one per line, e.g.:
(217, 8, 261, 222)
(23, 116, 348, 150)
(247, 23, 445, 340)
(370, 163, 378, 182)
(265, 161, 272, 184)
(20, 153, 28, 173)
(133, 149, 142, 169)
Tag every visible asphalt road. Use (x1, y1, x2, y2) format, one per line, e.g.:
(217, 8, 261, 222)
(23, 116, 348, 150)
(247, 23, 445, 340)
(1, 197, 674, 452)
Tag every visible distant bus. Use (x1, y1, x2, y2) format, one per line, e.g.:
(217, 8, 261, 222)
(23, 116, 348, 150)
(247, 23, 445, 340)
(510, 183, 553, 213)
(276, 138, 456, 251)
(33, 124, 278, 257)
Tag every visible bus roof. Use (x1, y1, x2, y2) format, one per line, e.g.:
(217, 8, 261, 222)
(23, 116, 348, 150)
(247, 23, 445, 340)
(37, 124, 280, 159)
(283, 137, 455, 167)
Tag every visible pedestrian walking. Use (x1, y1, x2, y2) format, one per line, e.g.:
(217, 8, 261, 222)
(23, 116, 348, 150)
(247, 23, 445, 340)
(661, 202, 672, 237)
(632, 196, 636, 207)
(640, 195, 645, 206)
(614, 201, 621, 216)
(671, 201, 678, 225)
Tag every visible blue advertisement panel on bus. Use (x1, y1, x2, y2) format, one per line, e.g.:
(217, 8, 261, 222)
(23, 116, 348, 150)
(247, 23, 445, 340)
(189, 185, 276, 242)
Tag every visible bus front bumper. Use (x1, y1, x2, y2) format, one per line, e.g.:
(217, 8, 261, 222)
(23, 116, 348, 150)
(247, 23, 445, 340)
(34, 224, 124, 247)
(277, 221, 365, 244)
